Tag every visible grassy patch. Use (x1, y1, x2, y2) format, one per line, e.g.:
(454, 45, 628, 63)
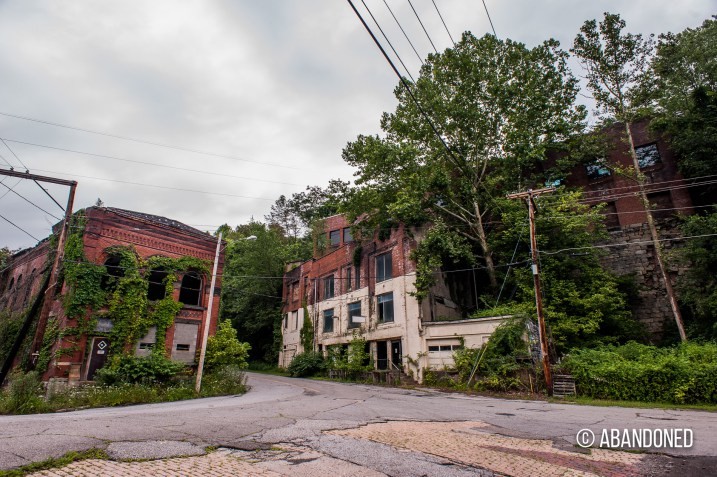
(553, 396, 717, 412)
(0, 367, 248, 415)
(0, 448, 108, 477)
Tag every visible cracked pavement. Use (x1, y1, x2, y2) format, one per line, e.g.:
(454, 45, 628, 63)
(1, 372, 716, 476)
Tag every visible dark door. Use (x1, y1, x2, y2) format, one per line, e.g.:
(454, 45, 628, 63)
(376, 341, 388, 370)
(391, 340, 402, 369)
(86, 337, 110, 380)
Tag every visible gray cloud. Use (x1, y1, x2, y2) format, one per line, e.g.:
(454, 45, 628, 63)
(0, 0, 713, 249)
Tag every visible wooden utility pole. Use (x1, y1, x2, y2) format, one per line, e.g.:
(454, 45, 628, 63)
(507, 187, 554, 393)
(195, 231, 223, 393)
(0, 168, 77, 377)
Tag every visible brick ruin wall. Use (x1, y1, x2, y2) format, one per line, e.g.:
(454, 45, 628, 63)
(598, 221, 686, 340)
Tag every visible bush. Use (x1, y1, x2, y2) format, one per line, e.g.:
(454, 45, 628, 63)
(94, 354, 187, 386)
(562, 342, 717, 404)
(201, 365, 247, 395)
(205, 320, 251, 371)
(0, 371, 46, 414)
(287, 351, 325, 377)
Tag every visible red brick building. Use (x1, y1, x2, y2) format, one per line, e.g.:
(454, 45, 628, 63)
(279, 215, 505, 381)
(0, 206, 223, 384)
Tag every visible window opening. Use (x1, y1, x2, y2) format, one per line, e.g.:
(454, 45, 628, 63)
(147, 268, 169, 301)
(329, 229, 340, 247)
(636, 143, 661, 168)
(323, 275, 334, 299)
(348, 301, 362, 328)
(377, 292, 394, 323)
(179, 271, 202, 306)
(323, 309, 334, 332)
(376, 252, 392, 283)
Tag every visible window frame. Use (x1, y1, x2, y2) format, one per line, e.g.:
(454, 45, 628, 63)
(347, 301, 362, 329)
(323, 274, 335, 300)
(342, 227, 353, 243)
(323, 308, 334, 333)
(376, 252, 393, 283)
(329, 229, 341, 247)
(377, 292, 394, 323)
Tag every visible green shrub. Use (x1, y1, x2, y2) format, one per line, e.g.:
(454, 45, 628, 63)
(562, 342, 717, 404)
(201, 365, 247, 395)
(0, 371, 46, 414)
(205, 320, 251, 371)
(287, 351, 325, 377)
(94, 354, 187, 386)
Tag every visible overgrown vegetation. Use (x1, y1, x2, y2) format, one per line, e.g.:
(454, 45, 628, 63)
(562, 342, 717, 404)
(287, 351, 325, 377)
(0, 448, 109, 477)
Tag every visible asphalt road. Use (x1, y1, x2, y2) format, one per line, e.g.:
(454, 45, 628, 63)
(1, 372, 716, 475)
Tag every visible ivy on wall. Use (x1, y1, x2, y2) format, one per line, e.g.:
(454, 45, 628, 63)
(55, 210, 210, 362)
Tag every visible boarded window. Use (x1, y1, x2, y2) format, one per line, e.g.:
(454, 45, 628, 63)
(602, 201, 620, 230)
(648, 191, 674, 220)
(171, 323, 198, 364)
(179, 272, 202, 306)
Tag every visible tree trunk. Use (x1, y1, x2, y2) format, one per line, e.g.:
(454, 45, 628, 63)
(624, 122, 687, 342)
(473, 200, 498, 289)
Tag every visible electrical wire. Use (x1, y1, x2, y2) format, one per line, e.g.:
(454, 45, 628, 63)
(480, 0, 497, 37)
(0, 213, 40, 242)
(382, 0, 424, 65)
(431, 0, 455, 46)
(540, 232, 717, 256)
(2, 138, 302, 186)
(0, 137, 29, 171)
(406, 0, 439, 53)
(15, 167, 277, 202)
(0, 181, 61, 220)
(360, 0, 416, 82)
(0, 111, 300, 170)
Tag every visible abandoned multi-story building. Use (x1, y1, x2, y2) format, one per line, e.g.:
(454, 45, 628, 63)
(0, 206, 223, 385)
(279, 214, 505, 382)
(559, 120, 696, 336)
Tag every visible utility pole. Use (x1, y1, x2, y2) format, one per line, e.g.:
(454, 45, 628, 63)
(0, 168, 77, 381)
(507, 187, 554, 393)
(195, 231, 223, 394)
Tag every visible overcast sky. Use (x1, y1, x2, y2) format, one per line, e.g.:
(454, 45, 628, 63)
(0, 0, 712, 250)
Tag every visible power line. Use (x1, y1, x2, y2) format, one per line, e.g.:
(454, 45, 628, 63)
(0, 151, 13, 168)
(480, 0, 497, 37)
(0, 111, 300, 170)
(0, 178, 22, 201)
(407, 0, 439, 53)
(540, 232, 717, 256)
(0, 213, 40, 242)
(360, 0, 416, 82)
(2, 138, 302, 187)
(12, 167, 277, 202)
(0, 137, 29, 171)
(431, 0, 455, 46)
(0, 181, 61, 220)
(382, 0, 424, 65)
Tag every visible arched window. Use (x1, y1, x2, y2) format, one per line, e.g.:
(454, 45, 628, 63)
(178, 272, 202, 306)
(147, 269, 169, 301)
(101, 256, 125, 291)
(7, 277, 14, 291)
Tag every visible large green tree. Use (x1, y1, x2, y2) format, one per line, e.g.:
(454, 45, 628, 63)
(219, 222, 289, 363)
(344, 32, 585, 296)
(572, 12, 687, 341)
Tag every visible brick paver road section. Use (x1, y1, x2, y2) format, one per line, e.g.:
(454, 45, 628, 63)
(28, 450, 283, 477)
(331, 421, 645, 477)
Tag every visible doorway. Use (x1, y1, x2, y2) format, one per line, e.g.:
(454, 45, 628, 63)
(376, 341, 388, 370)
(390, 340, 402, 370)
(86, 337, 110, 380)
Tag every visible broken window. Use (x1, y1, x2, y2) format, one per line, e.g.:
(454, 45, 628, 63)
(178, 271, 202, 306)
(323, 309, 334, 333)
(586, 158, 611, 180)
(329, 229, 340, 247)
(376, 252, 392, 283)
(636, 143, 661, 169)
(323, 274, 334, 300)
(101, 255, 125, 291)
(377, 292, 394, 323)
(147, 268, 169, 301)
(348, 301, 362, 329)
